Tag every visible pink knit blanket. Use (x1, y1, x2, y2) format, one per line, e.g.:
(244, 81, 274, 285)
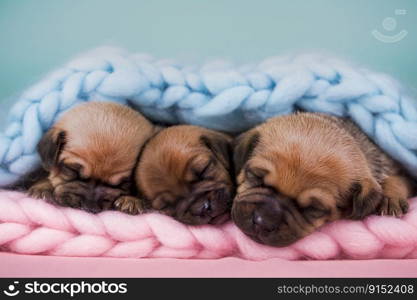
(1, 191, 417, 260)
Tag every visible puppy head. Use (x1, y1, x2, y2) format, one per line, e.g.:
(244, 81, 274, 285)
(232, 114, 379, 246)
(136, 125, 234, 225)
(38, 102, 155, 213)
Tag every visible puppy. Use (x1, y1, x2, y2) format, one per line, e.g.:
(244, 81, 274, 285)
(135, 125, 234, 225)
(28, 102, 156, 214)
(232, 112, 415, 247)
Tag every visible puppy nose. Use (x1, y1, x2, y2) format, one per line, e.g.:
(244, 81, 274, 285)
(94, 186, 107, 201)
(197, 199, 211, 217)
(252, 204, 283, 232)
(80, 198, 102, 214)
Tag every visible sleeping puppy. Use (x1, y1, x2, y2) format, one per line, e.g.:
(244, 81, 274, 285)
(134, 125, 234, 225)
(232, 112, 415, 247)
(28, 102, 156, 214)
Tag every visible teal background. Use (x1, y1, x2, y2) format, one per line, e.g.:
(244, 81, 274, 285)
(1, 0, 416, 127)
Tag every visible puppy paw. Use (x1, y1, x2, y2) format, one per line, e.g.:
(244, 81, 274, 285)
(378, 175, 412, 218)
(28, 180, 54, 201)
(378, 196, 409, 218)
(114, 196, 145, 215)
(349, 181, 383, 220)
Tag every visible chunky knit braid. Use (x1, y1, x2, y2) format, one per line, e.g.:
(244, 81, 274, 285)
(1, 47, 417, 186)
(1, 191, 417, 260)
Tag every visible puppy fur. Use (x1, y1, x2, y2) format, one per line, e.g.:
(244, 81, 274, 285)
(232, 112, 416, 247)
(135, 125, 234, 225)
(29, 102, 156, 214)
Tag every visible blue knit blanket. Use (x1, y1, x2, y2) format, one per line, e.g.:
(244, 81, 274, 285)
(1, 47, 416, 186)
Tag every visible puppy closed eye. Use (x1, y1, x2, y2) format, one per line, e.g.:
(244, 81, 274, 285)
(186, 158, 215, 183)
(106, 176, 131, 190)
(302, 199, 329, 219)
(193, 159, 214, 179)
(60, 163, 83, 179)
(303, 206, 328, 219)
(245, 167, 268, 186)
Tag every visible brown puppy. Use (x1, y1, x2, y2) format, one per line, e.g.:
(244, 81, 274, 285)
(135, 125, 234, 225)
(28, 102, 156, 214)
(232, 112, 415, 247)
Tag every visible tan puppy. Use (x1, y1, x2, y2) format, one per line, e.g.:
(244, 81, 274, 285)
(232, 112, 415, 247)
(28, 102, 156, 214)
(135, 125, 234, 225)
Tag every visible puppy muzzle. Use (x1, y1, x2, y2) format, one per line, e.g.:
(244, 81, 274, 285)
(174, 183, 233, 225)
(232, 189, 303, 247)
(53, 181, 124, 213)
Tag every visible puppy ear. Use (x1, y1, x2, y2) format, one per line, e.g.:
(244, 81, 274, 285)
(200, 133, 233, 171)
(37, 129, 66, 170)
(233, 130, 260, 176)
